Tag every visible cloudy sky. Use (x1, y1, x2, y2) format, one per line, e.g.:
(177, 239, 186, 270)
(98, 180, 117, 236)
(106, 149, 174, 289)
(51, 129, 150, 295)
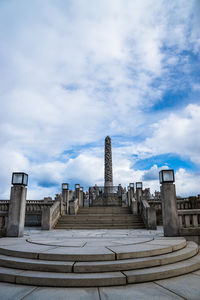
(0, 0, 200, 199)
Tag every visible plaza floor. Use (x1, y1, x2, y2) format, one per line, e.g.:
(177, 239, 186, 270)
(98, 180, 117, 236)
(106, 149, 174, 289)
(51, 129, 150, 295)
(0, 227, 200, 300)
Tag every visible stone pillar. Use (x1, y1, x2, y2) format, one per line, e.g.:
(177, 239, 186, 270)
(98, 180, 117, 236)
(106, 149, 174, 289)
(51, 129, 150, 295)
(75, 184, 81, 205)
(161, 183, 179, 236)
(104, 136, 113, 193)
(117, 184, 122, 197)
(136, 187, 142, 214)
(7, 185, 27, 237)
(79, 187, 84, 207)
(62, 188, 69, 214)
(130, 184, 134, 201)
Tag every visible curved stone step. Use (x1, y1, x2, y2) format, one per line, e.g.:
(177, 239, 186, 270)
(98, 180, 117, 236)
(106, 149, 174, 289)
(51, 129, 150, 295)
(124, 253, 200, 283)
(0, 238, 186, 262)
(0, 267, 126, 287)
(74, 241, 197, 273)
(0, 242, 196, 273)
(0, 244, 115, 262)
(0, 253, 199, 287)
(0, 255, 74, 272)
(106, 238, 187, 260)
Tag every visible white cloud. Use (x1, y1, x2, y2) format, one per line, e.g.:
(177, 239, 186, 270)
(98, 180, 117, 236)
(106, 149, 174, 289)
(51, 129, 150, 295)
(145, 104, 200, 164)
(0, 0, 199, 198)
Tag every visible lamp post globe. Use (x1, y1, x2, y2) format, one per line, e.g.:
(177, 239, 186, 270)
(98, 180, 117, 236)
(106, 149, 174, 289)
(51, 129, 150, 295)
(159, 169, 175, 184)
(12, 172, 28, 186)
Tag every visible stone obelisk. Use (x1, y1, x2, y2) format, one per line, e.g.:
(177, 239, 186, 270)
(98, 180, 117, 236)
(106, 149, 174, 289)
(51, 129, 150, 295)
(104, 136, 113, 192)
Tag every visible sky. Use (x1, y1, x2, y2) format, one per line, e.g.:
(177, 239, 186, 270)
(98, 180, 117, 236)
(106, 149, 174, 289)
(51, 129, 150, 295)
(0, 0, 200, 199)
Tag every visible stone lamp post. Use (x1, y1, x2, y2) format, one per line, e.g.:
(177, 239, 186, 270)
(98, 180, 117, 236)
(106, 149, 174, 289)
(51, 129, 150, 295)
(136, 182, 143, 201)
(127, 183, 134, 206)
(136, 182, 143, 214)
(159, 169, 180, 236)
(62, 183, 69, 214)
(6, 172, 28, 237)
(129, 183, 134, 200)
(75, 184, 81, 205)
(80, 187, 84, 207)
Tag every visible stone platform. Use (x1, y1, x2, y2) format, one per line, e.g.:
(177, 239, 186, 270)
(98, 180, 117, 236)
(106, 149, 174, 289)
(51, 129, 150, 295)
(0, 227, 200, 291)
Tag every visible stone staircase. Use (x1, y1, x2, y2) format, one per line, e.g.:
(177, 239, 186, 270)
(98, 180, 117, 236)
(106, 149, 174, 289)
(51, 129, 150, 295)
(0, 236, 199, 286)
(55, 206, 145, 229)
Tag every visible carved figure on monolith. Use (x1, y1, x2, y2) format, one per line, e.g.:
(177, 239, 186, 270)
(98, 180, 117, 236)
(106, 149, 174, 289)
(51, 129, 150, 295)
(104, 136, 113, 192)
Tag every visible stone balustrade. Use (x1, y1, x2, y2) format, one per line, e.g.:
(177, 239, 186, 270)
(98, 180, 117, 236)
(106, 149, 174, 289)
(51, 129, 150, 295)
(141, 199, 157, 230)
(0, 200, 55, 212)
(0, 200, 9, 212)
(178, 209, 200, 236)
(69, 199, 79, 215)
(130, 198, 137, 215)
(148, 200, 162, 211)
(148, 198, 200, 211)
(41, 199, 62, 230)
(0, 212, 7, 236)
(0, 198, 61, 229)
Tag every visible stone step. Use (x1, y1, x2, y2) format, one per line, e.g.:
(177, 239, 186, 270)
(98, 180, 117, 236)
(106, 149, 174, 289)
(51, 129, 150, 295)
(74, 241, 198, 273)
(55, 225, 146, 229)
(56, 223, 144, 226)
(0, 237, 198, 287)
(78, 212, 133, 215)
(0, 242, 196, 274)
(79, 207, 130, 210)
(0, 253, 199, 287)
(124, 253, 200, 284)
(0, 238, 186, 262)
(0, 267, 126, 287)
(60, 214, 139, 219)
(78, 209, 132, 214)
(0, 255, 74, 273)
(57, 219, 143, 224)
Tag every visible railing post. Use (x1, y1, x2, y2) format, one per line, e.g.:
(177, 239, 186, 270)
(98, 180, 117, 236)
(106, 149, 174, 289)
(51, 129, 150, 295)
(41, 206, 51, 230)
(146, 206, 157, 230)
(69, 199, 79, 215)
(159, 169, 179, 236)
(131, 198, 138, 215)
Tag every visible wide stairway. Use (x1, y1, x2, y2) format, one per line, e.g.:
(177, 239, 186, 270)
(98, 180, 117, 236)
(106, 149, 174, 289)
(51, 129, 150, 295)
(55, 206, 145, 229)
(0, 236, 199, 286)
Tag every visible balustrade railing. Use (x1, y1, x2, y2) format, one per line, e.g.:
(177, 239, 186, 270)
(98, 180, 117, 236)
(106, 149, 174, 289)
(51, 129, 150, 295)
(41, 198, 62, 230)
(148, 200, 162, 211)
(0, 200, 9, 212)
(178, 209, 200, 233)
(148, 197, 200, 211)
(0, 199, 55, 213)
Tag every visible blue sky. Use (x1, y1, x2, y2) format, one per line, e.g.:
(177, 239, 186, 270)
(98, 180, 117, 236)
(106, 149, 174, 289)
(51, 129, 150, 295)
(0, 0, 200, 198)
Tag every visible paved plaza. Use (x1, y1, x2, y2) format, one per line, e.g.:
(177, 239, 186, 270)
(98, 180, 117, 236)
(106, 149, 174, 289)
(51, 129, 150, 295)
(0, 228, 200, 299)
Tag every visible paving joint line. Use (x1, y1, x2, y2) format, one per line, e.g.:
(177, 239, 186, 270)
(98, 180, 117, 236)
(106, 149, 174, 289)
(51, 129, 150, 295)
(154, 280, 187, 300)
(191, 272, 200, 277)
(71, 261, 76, 273)
(105, 246, 117, 260)
(20, 286, 39, 300)
(121, 270, 128, 284)
(97, 287, 102, 300)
